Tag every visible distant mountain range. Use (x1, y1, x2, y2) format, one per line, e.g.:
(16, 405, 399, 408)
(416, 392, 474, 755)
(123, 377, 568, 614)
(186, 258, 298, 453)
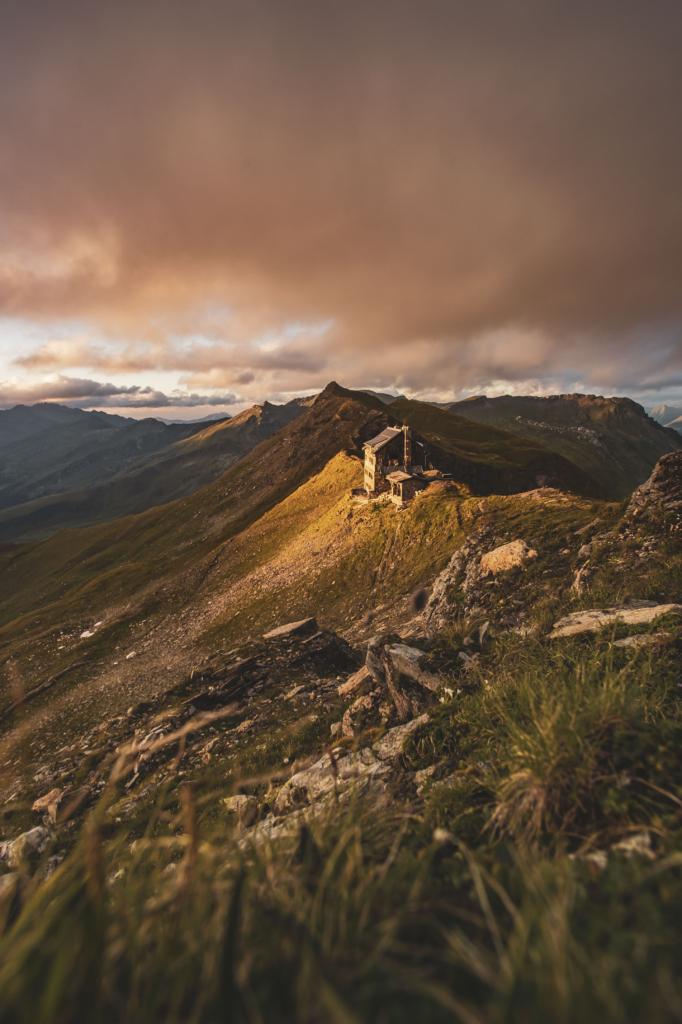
(0, 398, 314, 542)
(420, 394, 680, 499)
(648, 404, 682, 432)
(0, 381, 607, 638)
(0, 388, 679, 543)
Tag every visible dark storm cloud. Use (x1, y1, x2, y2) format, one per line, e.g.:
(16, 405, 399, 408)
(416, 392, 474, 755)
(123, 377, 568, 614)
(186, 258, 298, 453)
(0, 0, 681, 392)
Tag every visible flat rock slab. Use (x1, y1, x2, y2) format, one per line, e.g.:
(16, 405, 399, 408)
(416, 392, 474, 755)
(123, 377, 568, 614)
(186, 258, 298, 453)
(549, 604, 682, 639)
(263, 617, 318, 640)
(613, 632, 669, 648)
(338, 665, 372, 697)
(479, 539, 537, 576)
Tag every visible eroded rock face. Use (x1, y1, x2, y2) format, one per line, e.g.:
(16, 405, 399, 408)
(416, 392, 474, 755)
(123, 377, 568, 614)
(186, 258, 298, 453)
(549, 602, 682, 639)
(365, 636, 442, 721)
(223, 794, 259, 827)
(626, 451, 682, 526)
(571, 564, 594, 595)
(421, 528, 537, 630)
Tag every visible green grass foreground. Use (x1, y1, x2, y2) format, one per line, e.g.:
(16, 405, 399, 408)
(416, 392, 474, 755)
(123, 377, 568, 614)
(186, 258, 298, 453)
(2, 620, 682, 1024)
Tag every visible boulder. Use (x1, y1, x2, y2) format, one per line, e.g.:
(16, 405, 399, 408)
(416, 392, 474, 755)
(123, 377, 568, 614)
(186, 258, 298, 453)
(479, 539, 537, 576)
(32, 788, 62, 823)
(263, 617, 318, 640)
(273, 748, 392, 814)
(0, 826, 53, 869)
(549, 603, 682, 639)
(611, 831, 656, 860)
(420, 529, 536, 630)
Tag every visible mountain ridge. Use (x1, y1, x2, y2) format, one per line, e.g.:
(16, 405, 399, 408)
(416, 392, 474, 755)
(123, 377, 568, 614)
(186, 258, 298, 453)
(437, 392, 680, 498)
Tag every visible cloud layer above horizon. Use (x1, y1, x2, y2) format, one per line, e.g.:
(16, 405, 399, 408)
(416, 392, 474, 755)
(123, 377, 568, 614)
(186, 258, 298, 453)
(0, 0, 681, 409)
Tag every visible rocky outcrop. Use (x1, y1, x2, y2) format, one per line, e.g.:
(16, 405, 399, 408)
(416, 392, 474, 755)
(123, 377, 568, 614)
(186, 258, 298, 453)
(626, 450, 682, 527)
(338, 665, 372, 697)
(421, 528, 537, 631)
(223, 794, 259, 827)
(272, 714, 429, 816)
(372, 715, 428, 761)
(366, 635, 443, 721)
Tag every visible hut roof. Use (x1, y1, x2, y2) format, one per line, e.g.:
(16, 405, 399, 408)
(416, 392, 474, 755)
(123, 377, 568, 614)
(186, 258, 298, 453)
(363, 426, 402, 452)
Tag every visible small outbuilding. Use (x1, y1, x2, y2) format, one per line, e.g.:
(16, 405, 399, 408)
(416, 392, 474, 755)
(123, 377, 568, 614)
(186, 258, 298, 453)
(386, 470, 424, 505)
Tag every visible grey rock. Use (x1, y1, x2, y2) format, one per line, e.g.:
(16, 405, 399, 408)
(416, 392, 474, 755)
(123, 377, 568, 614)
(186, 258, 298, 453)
(372, 715, 429, 761)
(613, 632, 668, 648)
(575, 518, 601, 536)
(627, 451, 682, 521)
(578, 543, 593, 559)
(571, 564, 594, 595)
(365, 636, 442, 721)
(0, 826, 53, 869)
(274, 748, 392, 814)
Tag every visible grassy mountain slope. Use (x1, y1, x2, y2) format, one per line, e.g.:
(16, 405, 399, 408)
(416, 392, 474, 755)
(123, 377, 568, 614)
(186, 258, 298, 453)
(2, 449, 682, 1022)
(442, 393, 680, 498)
(0, 382, 606, 741)
(388, 395, 607, 496)
(0, 399, 312, 542)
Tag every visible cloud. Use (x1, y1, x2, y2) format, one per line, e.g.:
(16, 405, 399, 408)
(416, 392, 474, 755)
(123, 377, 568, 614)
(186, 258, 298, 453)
(0, 0, 680, 398)
(0, 375, 240, 409)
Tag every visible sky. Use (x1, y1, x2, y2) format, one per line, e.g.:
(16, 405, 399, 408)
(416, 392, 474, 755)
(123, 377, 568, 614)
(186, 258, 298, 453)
(0, 0, 681, 419)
